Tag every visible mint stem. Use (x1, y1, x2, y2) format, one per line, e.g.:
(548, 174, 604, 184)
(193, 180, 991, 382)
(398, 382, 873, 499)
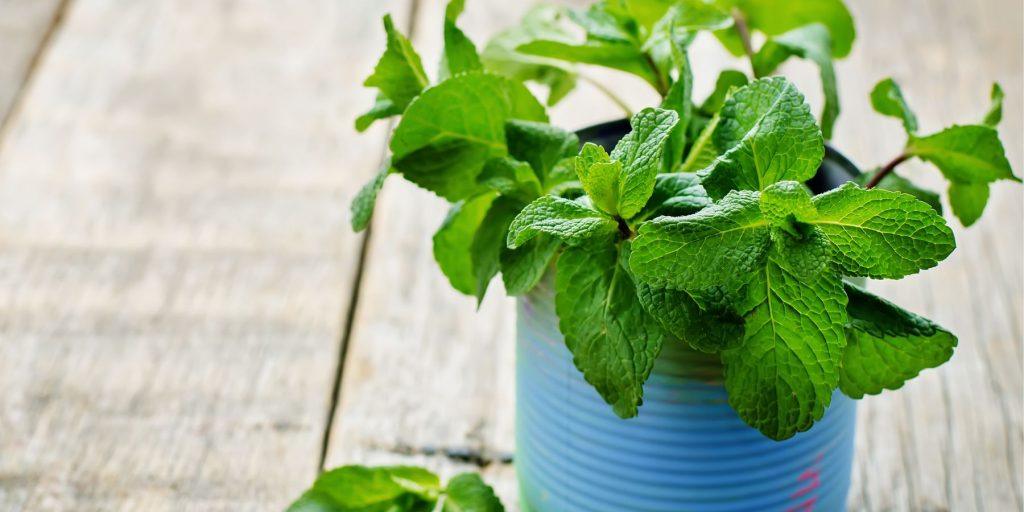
(579, 73, 633, 117)
(865, 153, 911, 189)
(644, 53, 670, 97)
(731, 10, 760, 78)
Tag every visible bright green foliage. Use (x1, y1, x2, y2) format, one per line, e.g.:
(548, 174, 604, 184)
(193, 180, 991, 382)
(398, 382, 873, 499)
(575, 143, 623, 215)
(852, 170, 942, 214)
(433, 194, 496, 296)
(947, 181, 990, 227)
(440, 0, 483, 80)
(698, 70, 748, 115)
(811, 183, 955, 279)
(630, 191, 770, 290)
(611, 108, 681, 217)
(870, 78, 918, 134)
(357, 16, 430, 132)
(481, 6, 578, 106)
(672, 0, 735, 31)
(759, 180, 816, 229)
(839, 283, 957, 398)
(752, 24, 839, 139)
(479, 157, 542, 203)
(556, 244, 664, 418)
(636, 172, 711, 219)
(700, 78, 824, 199)
(635, 282, 745, 353)
(722, 241, 848, 440)
(507, 195, 618, 248)
(500, 235, 561, 295)
(471, 198, 523, 303)
(505, 120, 579, 186)
(390, 72, 546, 201)
(715, 0, 856, 58)
(350, 163, 391, 232)
(285, 465, 440, 512)
(983, 83, 1004, 127)
(287, 466, 504, 512)
(441, 473, 505, 512)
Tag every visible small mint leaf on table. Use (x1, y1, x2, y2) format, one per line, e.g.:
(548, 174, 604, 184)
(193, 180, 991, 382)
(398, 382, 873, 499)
(839, 283, 957, 398)
(630, 190, 770, 290)
(442, 473, 505, 512)
(439, 0, 483, 81)
(555, 243, 665, 418)
(610, 108, 681, 218)
(810, 182, 955, 279)
(390, 72, 547, 201)
(752, 23, 839, 139)
(870, 77, 918, 134)
(285, 465, 440, 512)
(433, 194, 496, 296)
(358, 15, 430, 132)
(699, 77, 824, 199)
(723, 241, 848, 440)
(350, 162, 391, 232)
(507, 195, 618, 248)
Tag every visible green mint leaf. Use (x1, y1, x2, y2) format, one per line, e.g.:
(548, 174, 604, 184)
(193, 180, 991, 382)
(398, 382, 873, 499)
(555, 243, 664, 418)
(500, 234, 560, 295)
(839, 283, 957, 398)
(674, 0, 734, 31)
(635, 282, 745, 353)
(699, 77, 824, 199)
(568, 2, 639, 43)
(507, 195, 618, 249)
(947, 181, 990, 227)
(516, 39, 658, 90)
(907, 124, 1019, 184)
(852, 170, 942, 215)
(723, 241, 848, 440)
(575, 143, 622, 215)
(810, 182, 955, 278)
(680, 111, 721, 171)
(636, 172, 711, 219)
(758, 181, 817, 235)
(481, 6, 578, 106)
(350, 162, 391, 232)
(630, 190, 770, 290)
(717, 0, 856, 58)
(439, 0, 483, 80)
(433, 194, 496, 296)
(390, 72, 547, 201)
(505, 120, 579, 186)
(470, 197, 522, 303)
(983, 83, 1004, 127)
(441, 473, 505, 512)
(659, 39, 693, 172)
(479, 156, 542, 203)
(753, 24, 839, 139)
(870, 77, 918, 134)
(611, 107, 681, 218)
(358, 15, 430, 132)
(698, 70, 748, 116)
(286, 465, 440, 512)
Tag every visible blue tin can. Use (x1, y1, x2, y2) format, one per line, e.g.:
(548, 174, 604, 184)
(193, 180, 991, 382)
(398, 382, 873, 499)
(514, 120, 860, 512)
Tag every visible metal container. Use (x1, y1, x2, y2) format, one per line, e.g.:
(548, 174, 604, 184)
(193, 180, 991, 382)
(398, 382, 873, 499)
(515, 120, 860, 512)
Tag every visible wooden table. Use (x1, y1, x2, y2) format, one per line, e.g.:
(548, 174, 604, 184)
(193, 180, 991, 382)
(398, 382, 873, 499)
(0, 0, 1020, 510)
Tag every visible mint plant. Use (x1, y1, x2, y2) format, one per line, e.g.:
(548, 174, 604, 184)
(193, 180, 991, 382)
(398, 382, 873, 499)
(286, 465, 504, 512)
(346, 0, 1018, 444)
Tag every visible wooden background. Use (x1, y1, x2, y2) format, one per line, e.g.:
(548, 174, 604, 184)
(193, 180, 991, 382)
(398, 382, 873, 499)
(0, 0, 1020, 510)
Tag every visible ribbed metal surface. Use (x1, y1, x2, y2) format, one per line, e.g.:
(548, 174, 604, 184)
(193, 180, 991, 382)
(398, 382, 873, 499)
(515, 279, 857, 512)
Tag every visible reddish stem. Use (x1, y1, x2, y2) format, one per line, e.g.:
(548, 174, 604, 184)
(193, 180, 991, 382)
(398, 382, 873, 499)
(865, 154, 911, 189)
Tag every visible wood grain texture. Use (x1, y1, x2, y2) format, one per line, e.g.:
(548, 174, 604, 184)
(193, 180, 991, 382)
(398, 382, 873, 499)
(0, 0, 406, 510)
(0, 0, 64, 126)
(327, 1, 1022, 511)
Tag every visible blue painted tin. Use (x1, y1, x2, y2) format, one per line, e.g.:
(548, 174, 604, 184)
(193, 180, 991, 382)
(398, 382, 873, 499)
(514, 120, 860, 512)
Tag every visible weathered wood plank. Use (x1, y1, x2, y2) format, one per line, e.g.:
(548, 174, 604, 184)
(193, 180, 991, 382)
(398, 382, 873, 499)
(0, 0, 409, 510)
(0, 0, 64, 126)
(327, 0, 1021, 510)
